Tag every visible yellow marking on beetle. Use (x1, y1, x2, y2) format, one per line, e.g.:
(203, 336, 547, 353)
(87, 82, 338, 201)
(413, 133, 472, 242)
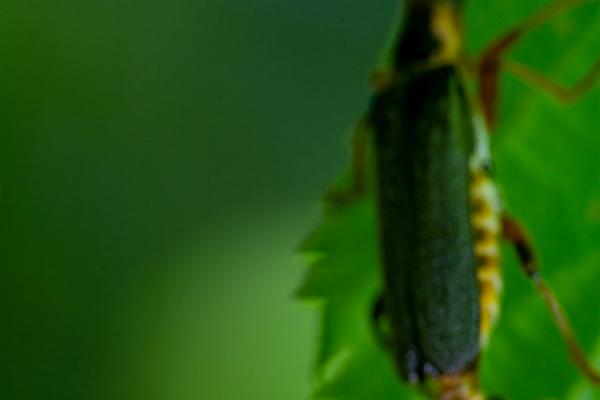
(469, 169, 502, 347)
(475, 239, 499, 258)
(435, 372, 485, 400)
(431, 2, 463, 63)
(477, 264, 502, 293)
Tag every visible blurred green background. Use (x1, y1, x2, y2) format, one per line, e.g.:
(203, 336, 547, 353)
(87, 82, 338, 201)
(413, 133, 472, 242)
(0, 1, 398, 399)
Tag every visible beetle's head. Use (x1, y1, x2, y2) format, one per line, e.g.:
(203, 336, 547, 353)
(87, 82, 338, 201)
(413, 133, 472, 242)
(393, 0, 463, 68)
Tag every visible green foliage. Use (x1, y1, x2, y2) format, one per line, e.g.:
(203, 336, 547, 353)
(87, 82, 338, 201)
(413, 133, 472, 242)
(299, 1, 600, 399)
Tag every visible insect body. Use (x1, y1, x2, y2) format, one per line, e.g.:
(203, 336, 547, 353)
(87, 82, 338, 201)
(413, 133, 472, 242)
(339, 0, 600, 398)
(373, 65, 481, 381)
(368, 2, 499, 397)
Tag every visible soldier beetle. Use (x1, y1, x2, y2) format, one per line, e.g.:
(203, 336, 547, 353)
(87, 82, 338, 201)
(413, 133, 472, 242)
(324, 0, 600, 398)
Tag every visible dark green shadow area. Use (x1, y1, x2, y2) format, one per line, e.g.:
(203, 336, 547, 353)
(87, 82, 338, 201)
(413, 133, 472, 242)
(0, 0, 395, 399)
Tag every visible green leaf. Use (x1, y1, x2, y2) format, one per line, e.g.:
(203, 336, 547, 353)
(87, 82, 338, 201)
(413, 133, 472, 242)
(299, 0, 600, 398)
(299, 198, 379, 372)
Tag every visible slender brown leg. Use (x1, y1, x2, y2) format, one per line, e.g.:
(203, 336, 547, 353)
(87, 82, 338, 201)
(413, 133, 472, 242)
(501, 217, 538, 276)
(504, 59, 600, 103)
(350, 117, 369, 196)
(370, 69, 396, 94)
(475, 0, 596, 127)
(502, 215, 600, 385)
(371, 294, 392, 349)
(325, 117, 370, 207)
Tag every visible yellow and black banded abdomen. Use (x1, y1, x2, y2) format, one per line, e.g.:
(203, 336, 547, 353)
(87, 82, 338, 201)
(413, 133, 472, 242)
(469, 170, 502, 347)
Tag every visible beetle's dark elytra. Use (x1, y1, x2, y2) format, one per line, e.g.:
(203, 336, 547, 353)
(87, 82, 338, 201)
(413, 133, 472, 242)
(370, 64, 480, 380)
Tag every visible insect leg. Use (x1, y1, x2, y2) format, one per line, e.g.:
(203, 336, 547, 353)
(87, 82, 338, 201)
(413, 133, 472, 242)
(474, 0, 594, 127)
(327, 68, 399, 208)
(350, 117, 369, 196)
(503, 58, 600, 103)
(501, 215, 600, 385)
(369, 70, 396, 93)
(326, 68, 401, 207)
(325, 117, 371, 207)
(371, 293, 392, 350)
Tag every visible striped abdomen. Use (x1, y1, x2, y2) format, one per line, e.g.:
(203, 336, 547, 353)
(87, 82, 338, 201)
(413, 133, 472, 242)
(469, 143, 502, 347)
